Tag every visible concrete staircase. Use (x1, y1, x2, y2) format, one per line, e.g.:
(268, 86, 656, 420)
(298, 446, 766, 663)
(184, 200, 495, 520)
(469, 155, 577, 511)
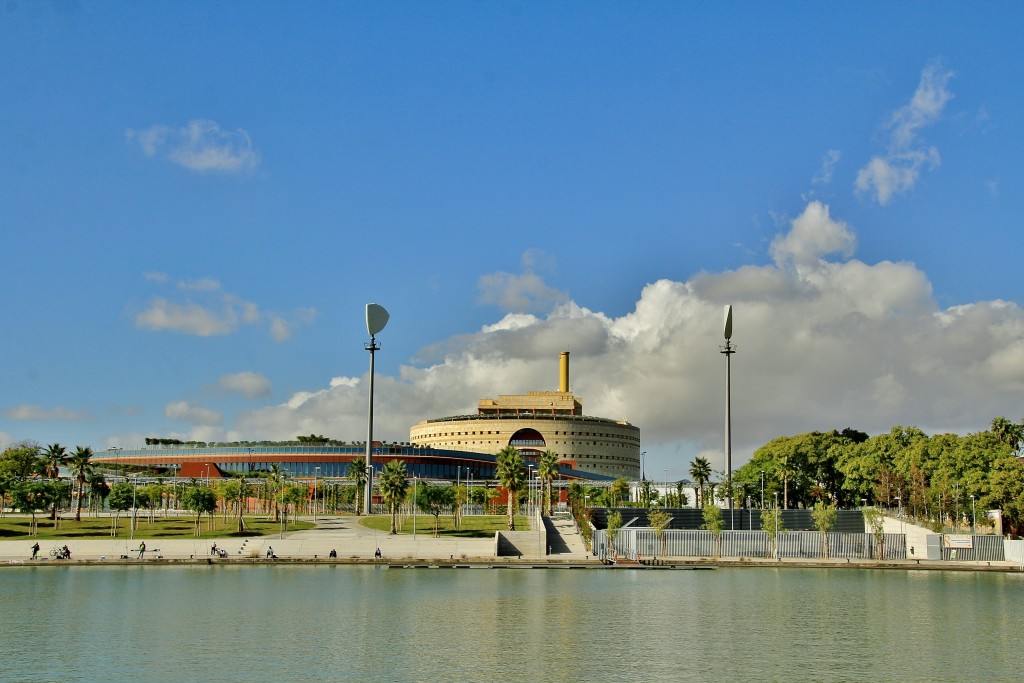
(543, 513, 589, 558)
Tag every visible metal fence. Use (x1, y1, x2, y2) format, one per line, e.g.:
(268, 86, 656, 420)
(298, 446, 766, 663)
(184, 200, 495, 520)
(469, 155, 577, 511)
(591, 528, 906, 562)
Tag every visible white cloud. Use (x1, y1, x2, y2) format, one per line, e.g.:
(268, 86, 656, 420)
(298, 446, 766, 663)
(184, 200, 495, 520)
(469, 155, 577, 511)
(135, 298, 238, 336)
(164, 401, 222, 427)
(133, 275, 315, 341)
(856, 63, 953, 205)
(3, 405, 88, 421)
(478, 250, 569, 313)
(769, 201, 856, 271)
(218, 372, 272, 399)
(229, 200, 1024, 477)
(126, 119, 260, 173)
(812, 149, 841, 185)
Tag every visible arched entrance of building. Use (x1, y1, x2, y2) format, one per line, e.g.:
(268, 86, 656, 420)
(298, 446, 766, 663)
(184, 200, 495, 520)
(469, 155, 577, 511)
(509, 428, 545, 462)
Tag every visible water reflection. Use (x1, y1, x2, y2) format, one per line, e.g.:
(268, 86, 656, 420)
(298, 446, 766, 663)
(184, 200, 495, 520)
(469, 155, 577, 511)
(3, 566, 1022, 682)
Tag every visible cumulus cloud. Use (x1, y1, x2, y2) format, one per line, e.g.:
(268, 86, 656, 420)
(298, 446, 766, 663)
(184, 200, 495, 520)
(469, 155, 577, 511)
(3, 405, 88, 421)
(478, 250, 569, 313)
(164, 401, 222, 427)
(218, 372, 272, 399)
(126, 119, 260, 173)
(227, 200, 1024, 477)
(769, 201, 856, 271)
(856, 62, 954, 204)
(812, 149, 841, 185)
(133, 275, 316, 340)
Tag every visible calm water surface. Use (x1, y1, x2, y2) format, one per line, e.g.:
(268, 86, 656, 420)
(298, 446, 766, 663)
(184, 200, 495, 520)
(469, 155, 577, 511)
(2, 565, 1022, 682)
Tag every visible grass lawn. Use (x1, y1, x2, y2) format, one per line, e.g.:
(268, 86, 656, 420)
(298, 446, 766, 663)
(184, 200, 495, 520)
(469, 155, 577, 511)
(358, 514, 529, 537)
(0, 514, 314, 540)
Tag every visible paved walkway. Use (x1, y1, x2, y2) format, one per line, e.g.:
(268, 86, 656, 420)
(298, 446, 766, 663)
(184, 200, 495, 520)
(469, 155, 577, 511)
(0, 514, 587, 564)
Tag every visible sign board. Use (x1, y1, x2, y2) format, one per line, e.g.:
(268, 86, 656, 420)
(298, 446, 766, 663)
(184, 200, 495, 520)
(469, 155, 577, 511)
(943, 534, 974, 549)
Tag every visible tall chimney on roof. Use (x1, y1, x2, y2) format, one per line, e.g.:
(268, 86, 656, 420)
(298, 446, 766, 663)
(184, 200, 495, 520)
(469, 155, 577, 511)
(559, 351, 570, 393)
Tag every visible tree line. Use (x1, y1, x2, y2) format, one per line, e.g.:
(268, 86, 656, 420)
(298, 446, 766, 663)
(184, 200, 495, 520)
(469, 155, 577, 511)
(727, 417, 1024, 534)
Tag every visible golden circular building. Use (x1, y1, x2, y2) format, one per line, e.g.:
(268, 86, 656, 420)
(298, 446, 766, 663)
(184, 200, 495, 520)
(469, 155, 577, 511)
(409, 353, 641, 479)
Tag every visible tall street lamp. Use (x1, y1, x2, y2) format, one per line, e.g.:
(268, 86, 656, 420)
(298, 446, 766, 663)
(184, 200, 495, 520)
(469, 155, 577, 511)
(760, 471, 765, 510)
(364, 303, 390, 515)
(313, 466, 320, 523)
(720, 305, 736, 530)
(130, 476, 139, 540)
(774, 491, 780, 560)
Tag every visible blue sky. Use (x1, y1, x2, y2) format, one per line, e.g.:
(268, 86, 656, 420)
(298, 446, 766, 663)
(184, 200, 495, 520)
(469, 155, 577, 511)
(2, 2, 1022, 479)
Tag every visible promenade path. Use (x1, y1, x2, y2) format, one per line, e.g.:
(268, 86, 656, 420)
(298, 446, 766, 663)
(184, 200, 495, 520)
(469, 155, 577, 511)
(1, 513, 1017, 570)
(0, 513, 592, 565)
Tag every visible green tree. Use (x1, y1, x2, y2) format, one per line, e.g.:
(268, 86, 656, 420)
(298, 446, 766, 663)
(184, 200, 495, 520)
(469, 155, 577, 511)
(39, 443, 66, 520)
(11, 480, 51, 535)
(379, 460, 409, 534)
(702, 504, 724, 557)
(0, 442, 41, 480)
(567, 481, 585, 512)
(675, 481, 689, 508)
(689, 457, 712, 507)
(39, 443, 66, 479)
(282, 484, 306, 529)
(347, 459, 368, 515)
(268, 465, 284, 522)
(452, 484, 467, 530)
(761, 506, 784, 558)
(811, 501, 838, 559)
(68, 446, 94, 522)
(537, 450, 559, 515)
(418, 484, 455, 536)
(222, 479, 247, 533)
(140, 483, 164, 523)
(862, 507, 886, 559)
(608, 477, 630, 507)
(990, 416, 1023, 455)
(181, 486, 217, 536)
(606, 510, 622, 556)
(88, 473, 110, 516)
(648, 508, 671, 556)
(108, 482, 135, 531)
(495, 446, 526, 532)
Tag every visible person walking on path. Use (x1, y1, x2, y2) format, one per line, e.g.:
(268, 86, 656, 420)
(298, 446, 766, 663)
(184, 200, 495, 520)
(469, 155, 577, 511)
(137, 541, 146, 559)
(31, 542, 40, 559)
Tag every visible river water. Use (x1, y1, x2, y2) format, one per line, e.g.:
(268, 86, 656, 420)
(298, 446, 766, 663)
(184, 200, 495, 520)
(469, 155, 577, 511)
(3, 565, 1022, 682)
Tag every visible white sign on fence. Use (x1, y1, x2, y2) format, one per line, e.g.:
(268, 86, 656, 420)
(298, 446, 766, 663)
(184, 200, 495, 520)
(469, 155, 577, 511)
(943, 534, 974, 549)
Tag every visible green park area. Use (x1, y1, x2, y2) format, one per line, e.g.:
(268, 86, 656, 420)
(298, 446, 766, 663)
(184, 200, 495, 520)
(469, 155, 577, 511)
(0, 515, 315, 540)
(357, 514, 527, 537)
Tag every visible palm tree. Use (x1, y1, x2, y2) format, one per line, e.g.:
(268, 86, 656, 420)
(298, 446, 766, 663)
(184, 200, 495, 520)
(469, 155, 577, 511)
(268, 464, 284, 522)
(379, 460, 409, 534)
(68, 446, 94, 522)
(39, 443, 66, 520)
(689, 457, 712, 507)
(537, 450, 559, 515)
(39, 443, 66, 479)
(88, 473, 109, 516)
(495, 446, 525, 531)
(347, 459, 368, 515)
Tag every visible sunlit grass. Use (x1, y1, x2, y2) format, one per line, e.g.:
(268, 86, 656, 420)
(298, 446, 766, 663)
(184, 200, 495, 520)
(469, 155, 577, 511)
(0, 514, 314, 539)
(357, 514, 528, 536)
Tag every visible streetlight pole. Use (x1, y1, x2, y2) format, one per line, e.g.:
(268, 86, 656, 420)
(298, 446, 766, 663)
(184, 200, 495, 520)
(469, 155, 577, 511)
(641, 451, 646, 481)
(364, 303, 389, 516)
(774, 491, 779, 560)
(760, 471, 764, 510)
(313, 467, 319, 523)
(130, 476, 138, 540)
(720, 305, 736, 530)
(971, 494, 977, 533)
